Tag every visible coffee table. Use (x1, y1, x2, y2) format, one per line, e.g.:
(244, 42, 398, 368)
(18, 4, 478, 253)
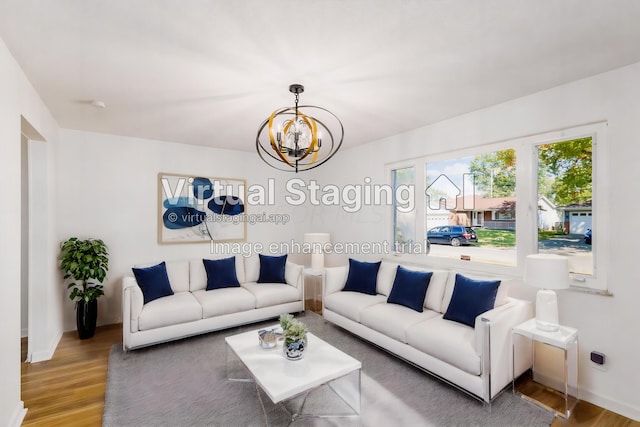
(225, 325, 361, 422)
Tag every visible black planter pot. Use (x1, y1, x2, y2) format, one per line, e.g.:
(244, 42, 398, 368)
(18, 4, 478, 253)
(76, 299, 98, 340)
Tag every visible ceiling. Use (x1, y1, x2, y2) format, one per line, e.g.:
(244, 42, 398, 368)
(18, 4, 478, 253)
(1, 1, 640, 152)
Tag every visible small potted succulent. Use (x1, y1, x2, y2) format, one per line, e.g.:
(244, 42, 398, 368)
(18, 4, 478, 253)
(279, 313, 308, 361)
(59, 237, 109, 339)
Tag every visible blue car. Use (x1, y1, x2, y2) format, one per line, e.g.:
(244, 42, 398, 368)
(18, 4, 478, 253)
(584, 229, 592, 245)
(427, 225, 478, 247)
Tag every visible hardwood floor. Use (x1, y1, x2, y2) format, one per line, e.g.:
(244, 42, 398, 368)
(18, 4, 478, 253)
(20, 322, 639, 426)
(513, 375, 640, 427)
(20, 324, 121, 426)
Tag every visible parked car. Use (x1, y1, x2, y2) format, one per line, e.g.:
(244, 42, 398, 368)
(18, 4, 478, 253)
(584, 228, 592, 245)
(427, 225, 478, 247)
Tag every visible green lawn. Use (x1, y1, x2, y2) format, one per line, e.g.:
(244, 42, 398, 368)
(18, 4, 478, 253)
(475, 228, 515, 247)
(537, 230, 564, 240)
(475, 228, 565, 247)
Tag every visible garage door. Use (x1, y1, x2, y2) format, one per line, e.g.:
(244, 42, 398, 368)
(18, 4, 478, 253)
(569, 212, 592, 234)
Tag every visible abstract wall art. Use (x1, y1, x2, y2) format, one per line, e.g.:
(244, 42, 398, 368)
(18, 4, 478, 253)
(158, 172, 246, 244)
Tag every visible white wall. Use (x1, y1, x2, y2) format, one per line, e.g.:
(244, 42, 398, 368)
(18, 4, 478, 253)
(315, 62, 640, 420)
(0, 37, 60, 427)
(54, 129, 310, 330)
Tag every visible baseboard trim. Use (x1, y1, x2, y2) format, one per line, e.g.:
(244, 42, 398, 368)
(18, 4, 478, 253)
(579, 388, 640, 422)
(8, 401, 27, 427)
(29, 331, 62, 363)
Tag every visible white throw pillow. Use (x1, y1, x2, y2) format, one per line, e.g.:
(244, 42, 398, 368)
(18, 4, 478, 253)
(376, 261, 399, 296)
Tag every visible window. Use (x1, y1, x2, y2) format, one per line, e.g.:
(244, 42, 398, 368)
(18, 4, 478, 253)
(425, 149, 517, 266)
(392, 167, 415, 252)
(537, 137, 593, 276)
(387, 122, 607, 291)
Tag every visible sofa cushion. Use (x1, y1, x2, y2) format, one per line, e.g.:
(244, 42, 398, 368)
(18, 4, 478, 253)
(443, 274, 500, 327)
(360, 303, 439, 343)
(242, 282, 300, 308)
(192, 288, 256, 318)
(324, 266, 348, 296)
(324, 291, 387, 323)
(190, 256, 245, 292)
(441, 272, 509, 313)
(376, 261, 398, 296)
(203, 257, 240, 290)
(406, 316, 481, 376)
(342, 259, 381, 295)
(424, 270, 451, 312)
(387, 266, 433, 312)
(134, 260, 190, 294)
(165, 260, 190, 293)
(138, 292, 202, 330)
(132, 262, 175, 304)
(382, 264, 449, 312)
(284, 262, 303, 288)
(257, 254, 287, 284)
(244, 254, 260, 283)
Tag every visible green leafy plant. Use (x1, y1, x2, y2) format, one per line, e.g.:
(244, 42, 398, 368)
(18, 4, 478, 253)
(59, 237, 109, 303)
(279, 313, 308, 343)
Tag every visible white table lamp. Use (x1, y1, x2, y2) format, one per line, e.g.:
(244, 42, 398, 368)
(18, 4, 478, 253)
(524, 254, 570, 332)
(304, 233, 331, 272)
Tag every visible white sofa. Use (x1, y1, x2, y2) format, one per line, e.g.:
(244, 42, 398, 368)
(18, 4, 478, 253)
(323, 261, 534, 403)
(122, 255, 304, 350)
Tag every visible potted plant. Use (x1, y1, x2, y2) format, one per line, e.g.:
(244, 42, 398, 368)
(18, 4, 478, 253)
(279, 313, 308, 360)
(59, 237, 109, 339)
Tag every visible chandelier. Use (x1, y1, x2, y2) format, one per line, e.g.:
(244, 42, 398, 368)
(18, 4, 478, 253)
(256, 84, 344, 172)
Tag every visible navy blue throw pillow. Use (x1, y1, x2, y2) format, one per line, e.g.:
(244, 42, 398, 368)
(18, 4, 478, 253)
(257, 254, 287, 284)
(387, 266, 433, 312)
(443, 274, 501, 327)
(342, 259, 381, 295)
(203, 257, 240, 290)
(132, 261, 174, 304)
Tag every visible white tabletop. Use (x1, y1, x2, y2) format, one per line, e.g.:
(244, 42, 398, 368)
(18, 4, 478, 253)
(225, 325, 361, 404)
(512, 318, 578, 349)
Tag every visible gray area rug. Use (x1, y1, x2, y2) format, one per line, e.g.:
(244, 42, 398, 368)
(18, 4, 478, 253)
(103, 312, 553, 426)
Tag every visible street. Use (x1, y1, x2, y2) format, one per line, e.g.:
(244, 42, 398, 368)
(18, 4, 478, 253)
(428, 234, 592, 275)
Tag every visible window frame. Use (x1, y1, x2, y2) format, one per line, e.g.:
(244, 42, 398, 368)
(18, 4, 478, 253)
(386, 122, 608, 292)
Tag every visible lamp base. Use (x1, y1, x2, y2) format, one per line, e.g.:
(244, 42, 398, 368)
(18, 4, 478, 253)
(310, 252, 324, 272)
(535, 289, 560, 332)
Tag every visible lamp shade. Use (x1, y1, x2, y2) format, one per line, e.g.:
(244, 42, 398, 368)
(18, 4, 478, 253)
(524, 254, 569, 332)
(304, 233, 331, 245)
(304, 233, 331, 271)
(524, 254, 570, 290)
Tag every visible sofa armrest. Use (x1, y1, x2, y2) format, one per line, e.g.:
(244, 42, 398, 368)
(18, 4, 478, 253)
(122, 276, 144, 334)
(475, 298, 534, 400)
(324, 266, 348, 298)
(285, 262, 304, 300)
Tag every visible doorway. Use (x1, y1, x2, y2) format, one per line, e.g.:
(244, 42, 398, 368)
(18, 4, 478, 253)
(20, 117, 47, 363)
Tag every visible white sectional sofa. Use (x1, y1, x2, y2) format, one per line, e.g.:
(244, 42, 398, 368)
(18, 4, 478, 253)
(122, 255, 304, 350)
(323, 260, 534, 403)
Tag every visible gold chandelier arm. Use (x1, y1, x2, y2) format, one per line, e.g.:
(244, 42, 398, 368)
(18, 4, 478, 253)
(272, 107, 319, 165)
(268, 109, 294, 167)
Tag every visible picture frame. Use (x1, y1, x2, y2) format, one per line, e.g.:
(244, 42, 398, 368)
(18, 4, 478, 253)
(158, 172, 247, 244)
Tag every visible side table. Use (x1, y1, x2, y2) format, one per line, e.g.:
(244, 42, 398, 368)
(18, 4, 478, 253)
(303, 268, 325, 313)
(512, 318, 578, 418)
